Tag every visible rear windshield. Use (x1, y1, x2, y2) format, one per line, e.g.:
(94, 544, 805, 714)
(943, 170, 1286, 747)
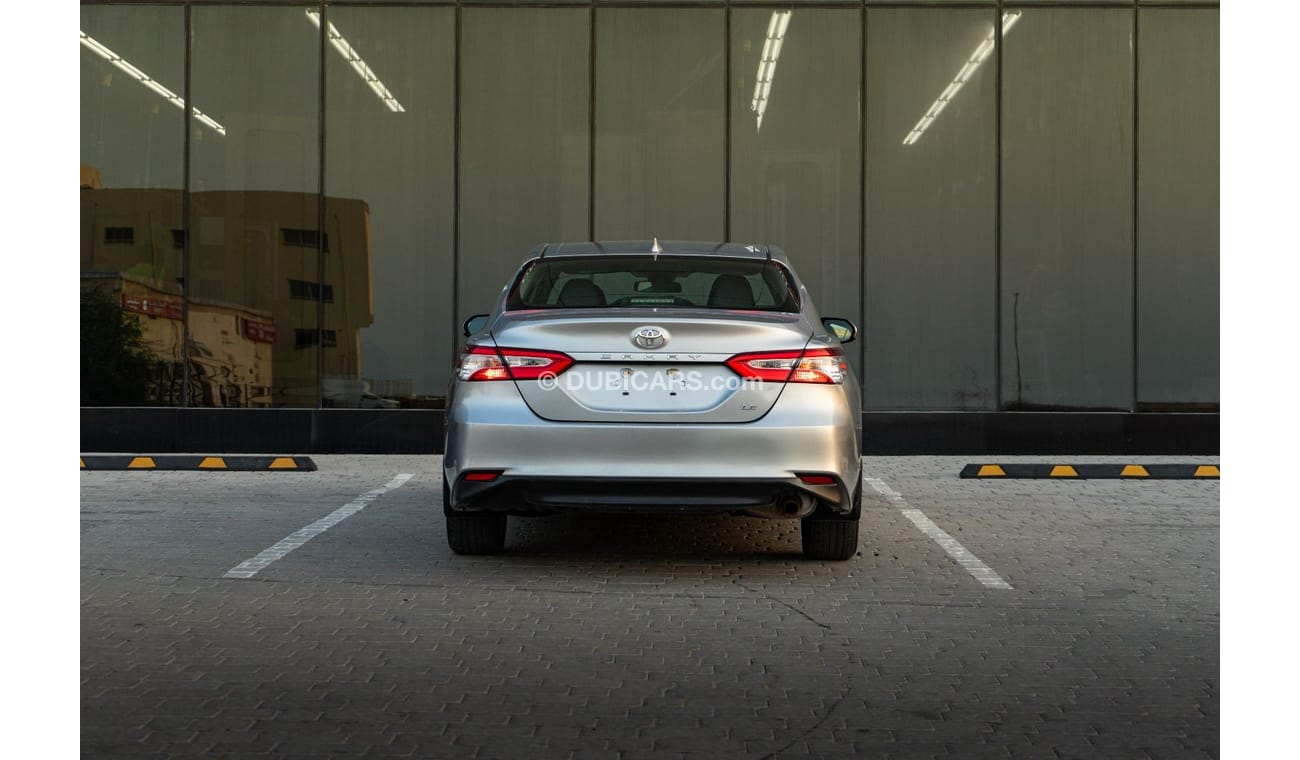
(505, 256, 800, 312)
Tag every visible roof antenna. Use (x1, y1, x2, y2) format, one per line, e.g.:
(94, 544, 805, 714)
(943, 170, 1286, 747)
(651, 237, 662, 261)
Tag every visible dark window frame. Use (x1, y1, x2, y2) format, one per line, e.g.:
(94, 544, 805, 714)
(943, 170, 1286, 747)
(104, 226, 134, 245)
(281, 228, 329, 252)
(294, 328, 337, 350)
(288, 278, 334, 304)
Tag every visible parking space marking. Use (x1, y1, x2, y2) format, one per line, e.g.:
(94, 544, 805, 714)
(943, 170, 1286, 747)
(864, 475, 1013, 590)
(224, 473, 414, 579)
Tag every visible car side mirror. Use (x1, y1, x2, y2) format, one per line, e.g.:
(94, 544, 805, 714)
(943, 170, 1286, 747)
(463, 313, 490, 337)
(822, 317, 857, 344)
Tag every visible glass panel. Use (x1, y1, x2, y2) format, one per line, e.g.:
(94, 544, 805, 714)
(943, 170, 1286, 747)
(616, 0, 842, 4)
(1001, 9, 1134, 410)
(864, 1, 1217, 3)
(460, 8, 590, 328)
(80, 5, 185, 407)
(1137, 9, 1218, 409)
(325, 6, 454, 408)
(334, 0, 589, 4)
(730, 8, 861, 376)
(865, 8, 996, 410)
(191, 6, 320, 408)
(598, 0, 724, 4)
(595, 8, 725, 242)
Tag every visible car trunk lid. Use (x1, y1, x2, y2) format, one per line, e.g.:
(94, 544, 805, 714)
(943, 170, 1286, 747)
(491, 310, 812, 423)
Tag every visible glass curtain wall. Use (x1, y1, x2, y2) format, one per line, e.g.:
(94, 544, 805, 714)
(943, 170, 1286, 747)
(595, 8, 725, 242)
(459, 8, 591, 325)
(79, 1, 1220, 414)
(1137, 8, 1219, 409)
(1000, 9, 1135, 410)
(865, 8, 997, 409)
(325, 6, 455, 407)
(730, 8, 862, 376)
(190, 5, 321, 408)
(79, 5, 185, 406)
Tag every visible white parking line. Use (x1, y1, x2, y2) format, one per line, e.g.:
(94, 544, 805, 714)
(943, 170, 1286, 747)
(224, 473, 414, 579)
(864, 475, 1013, 590)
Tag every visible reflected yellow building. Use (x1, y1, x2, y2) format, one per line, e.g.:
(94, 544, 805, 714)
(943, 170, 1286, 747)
(81, 182, 374, 407)
(81, 272, 275, 406)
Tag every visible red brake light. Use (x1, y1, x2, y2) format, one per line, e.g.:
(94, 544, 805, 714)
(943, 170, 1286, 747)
(797, 473, 837, 486)
(463, 470, 503, 482)
(456, 345, 573, 382)
(726, 347, 848, 384)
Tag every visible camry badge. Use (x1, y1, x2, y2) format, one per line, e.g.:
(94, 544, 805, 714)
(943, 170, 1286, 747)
(632, 326, 669, 350)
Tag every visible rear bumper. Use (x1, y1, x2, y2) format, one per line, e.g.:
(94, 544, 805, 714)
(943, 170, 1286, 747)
(452, 474, 847, 515)
(443, 382, 861, 514)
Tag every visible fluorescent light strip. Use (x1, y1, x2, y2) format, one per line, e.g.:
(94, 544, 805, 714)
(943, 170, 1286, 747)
(80, 31, 226, 136)
(306, 10, 405, 113)
(902, 11, 1021, 146)
(750, 10, 792, 132)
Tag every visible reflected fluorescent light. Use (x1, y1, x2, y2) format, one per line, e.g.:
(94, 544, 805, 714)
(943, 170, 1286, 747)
(306, 10, 405, 113)
(750, 10, 792, 132)
(80, 31, 226, 136)
(902, 11, 1021, 146)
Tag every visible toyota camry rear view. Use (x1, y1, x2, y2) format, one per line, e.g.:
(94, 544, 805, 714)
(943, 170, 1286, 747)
(442, 240, 862, 560)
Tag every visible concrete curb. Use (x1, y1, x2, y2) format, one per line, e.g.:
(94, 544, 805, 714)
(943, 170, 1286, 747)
(80, 455, 317, 471)
(960, 463, 1219, 479)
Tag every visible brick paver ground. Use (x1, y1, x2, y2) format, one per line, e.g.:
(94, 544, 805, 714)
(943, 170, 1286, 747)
(81, 455, 1219, 758)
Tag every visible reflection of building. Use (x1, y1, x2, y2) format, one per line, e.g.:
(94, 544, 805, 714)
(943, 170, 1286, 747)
(80, 184, 373, 407)
(81, 272, 275, 407)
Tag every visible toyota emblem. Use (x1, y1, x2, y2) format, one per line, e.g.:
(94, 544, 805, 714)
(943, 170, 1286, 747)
(632, 326, 669, 349)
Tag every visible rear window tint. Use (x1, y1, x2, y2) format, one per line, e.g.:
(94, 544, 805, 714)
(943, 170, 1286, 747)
(506, 256, 800, 312)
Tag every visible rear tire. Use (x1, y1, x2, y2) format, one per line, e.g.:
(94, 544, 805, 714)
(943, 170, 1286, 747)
(444, 476, 507, 555)
(800, 480, 861, 561)
(446, 511, 507, 555)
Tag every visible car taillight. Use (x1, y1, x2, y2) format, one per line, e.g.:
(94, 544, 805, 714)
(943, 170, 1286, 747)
(456, 345, 574, 382)
(726, 347, 848, 384)
(463, 470, 503, 482)
(797, 473, 838, 485)
(501, 347, 574, 380)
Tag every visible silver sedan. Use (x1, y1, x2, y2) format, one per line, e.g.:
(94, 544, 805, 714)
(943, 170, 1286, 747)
(443, 240, 862, 560)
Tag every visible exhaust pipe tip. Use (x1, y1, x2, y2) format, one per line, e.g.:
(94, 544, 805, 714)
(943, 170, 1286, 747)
(780, 493, 813, 515)
(747, 493, 819, 519)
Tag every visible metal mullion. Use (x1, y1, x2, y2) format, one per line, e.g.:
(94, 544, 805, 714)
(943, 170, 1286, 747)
(453, 1, 463, 366)
(589, 3, 597, 240)
(316, 0, 327, 410)
(723, 3, 730, 242)
(1131, 3, 1139, 411)
(994, 0, 1003, 409)
(181, 0, 192, 407)
(859, 0, 867, 400)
